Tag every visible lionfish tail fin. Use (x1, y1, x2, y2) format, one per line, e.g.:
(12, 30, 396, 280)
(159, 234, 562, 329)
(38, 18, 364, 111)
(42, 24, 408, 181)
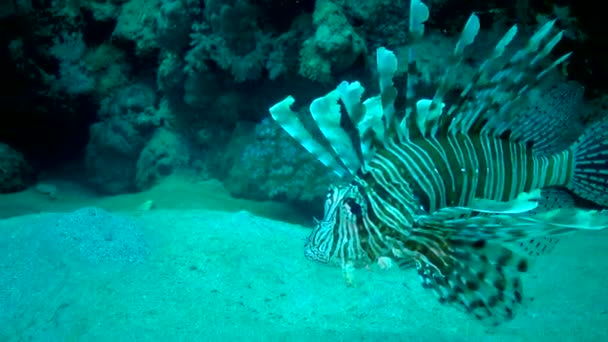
(569, 118, 608, 206)
(415, 238, 526, 325)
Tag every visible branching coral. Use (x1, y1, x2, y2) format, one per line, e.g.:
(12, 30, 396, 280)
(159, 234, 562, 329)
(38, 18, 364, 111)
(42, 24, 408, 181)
(225, 118, 335, 202)
(298, 0, 367, 82)
(184, 0, 272, 83)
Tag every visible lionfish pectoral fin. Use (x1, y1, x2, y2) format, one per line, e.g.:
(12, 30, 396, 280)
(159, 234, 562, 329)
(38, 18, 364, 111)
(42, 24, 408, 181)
(487, 188, 577, 258)
(417, 209, 577, 243)
(508, 236, 561, 257)
(418, 205, 608, 249)
(464, 189, 542, 214)
(415, 239, 526, 325)
(532, 208, 608, 230)
(417, 190, 543, 224)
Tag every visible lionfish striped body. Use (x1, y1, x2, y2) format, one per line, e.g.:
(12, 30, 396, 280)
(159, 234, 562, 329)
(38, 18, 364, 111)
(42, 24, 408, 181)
(270, 0, 608, 324)
(370, 135, 572, 215)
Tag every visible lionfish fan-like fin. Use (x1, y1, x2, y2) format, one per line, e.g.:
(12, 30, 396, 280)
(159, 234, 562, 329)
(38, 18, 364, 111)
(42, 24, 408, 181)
(524, 187, 576, 215)
(416, 240, 526, 325)
(417, 188, 547, 222)
(446, 19, 572, 140)
(533, 208, 608, 230)
(511, 236, 561, 257)
(269, 96, 350, 177)
(462, 189, 542, 214)
(416, 208, 608, 246)
(506, 188, 576, 257)
(416, 207, 608, 244)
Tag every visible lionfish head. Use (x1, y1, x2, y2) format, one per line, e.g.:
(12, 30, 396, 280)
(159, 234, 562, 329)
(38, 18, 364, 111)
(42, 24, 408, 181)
(304, 183, 369, 266)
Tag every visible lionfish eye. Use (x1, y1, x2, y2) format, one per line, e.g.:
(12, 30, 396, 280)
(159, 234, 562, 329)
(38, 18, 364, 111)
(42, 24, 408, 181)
(343, 197, 362, 215)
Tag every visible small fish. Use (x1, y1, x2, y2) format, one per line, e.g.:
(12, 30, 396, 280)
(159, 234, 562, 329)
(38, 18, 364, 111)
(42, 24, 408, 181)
(269, 0, 608, 324)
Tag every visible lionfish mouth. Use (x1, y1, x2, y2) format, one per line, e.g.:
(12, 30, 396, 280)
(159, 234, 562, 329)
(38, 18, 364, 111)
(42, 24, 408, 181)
(304, 245, 329, 264)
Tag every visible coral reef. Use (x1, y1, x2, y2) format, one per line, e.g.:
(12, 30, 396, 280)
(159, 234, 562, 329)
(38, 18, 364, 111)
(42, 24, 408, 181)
(0, 143, 32, 193)
(0, 0, 607, 207)
(223, 118, 335, 202)
(135, 128, 190, 190)
(298, 0, 366, 82)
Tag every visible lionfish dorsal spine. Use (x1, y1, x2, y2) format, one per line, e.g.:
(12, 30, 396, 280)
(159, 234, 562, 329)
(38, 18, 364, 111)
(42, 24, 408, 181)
(270, 48, 401, 176)
(335, 80, 380, 167)
(443, 18, 572, 144)
(409, 0, 429, 38)
(424, 14, 480, 137)
(269, 96, 350, 177)
(309, 90, 363, 175)
(270, 0, 574, 180)
(445, 25, 518, 134)
(399, 0, 430, 143)
(376, 47, 399, 135)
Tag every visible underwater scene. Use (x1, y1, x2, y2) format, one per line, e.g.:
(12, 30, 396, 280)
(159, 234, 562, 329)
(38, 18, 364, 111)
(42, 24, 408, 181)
(1, 0, 608, 340)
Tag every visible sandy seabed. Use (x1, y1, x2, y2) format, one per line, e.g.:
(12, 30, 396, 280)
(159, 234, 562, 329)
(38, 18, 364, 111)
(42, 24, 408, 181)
(1, 176, 607, 341)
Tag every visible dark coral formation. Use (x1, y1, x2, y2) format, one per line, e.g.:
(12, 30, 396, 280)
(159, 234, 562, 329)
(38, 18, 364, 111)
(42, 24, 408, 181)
(0, 0, 606, 205)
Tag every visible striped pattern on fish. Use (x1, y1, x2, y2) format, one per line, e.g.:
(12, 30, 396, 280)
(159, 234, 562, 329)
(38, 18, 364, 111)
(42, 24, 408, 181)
(269, 0, 608, 325)
(369, 135, 572, 215)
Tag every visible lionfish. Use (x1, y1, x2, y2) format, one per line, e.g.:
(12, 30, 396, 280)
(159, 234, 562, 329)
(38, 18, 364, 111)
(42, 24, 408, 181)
(269, 0, 608, 324)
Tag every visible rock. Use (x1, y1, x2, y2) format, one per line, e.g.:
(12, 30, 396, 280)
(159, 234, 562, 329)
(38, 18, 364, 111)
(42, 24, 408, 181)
(0, 143, 32, 193)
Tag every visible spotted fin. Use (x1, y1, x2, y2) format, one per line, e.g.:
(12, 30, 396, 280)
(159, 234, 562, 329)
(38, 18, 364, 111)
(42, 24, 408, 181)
(415, 190, 580, 322)
(515, 237, 560, 257)
(417, 207, 608, 246)
(526, 187, 576, 215)
(507, 82, 584, 154)
(509, 188, 576, 257)
(413, 236, 526, 324)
